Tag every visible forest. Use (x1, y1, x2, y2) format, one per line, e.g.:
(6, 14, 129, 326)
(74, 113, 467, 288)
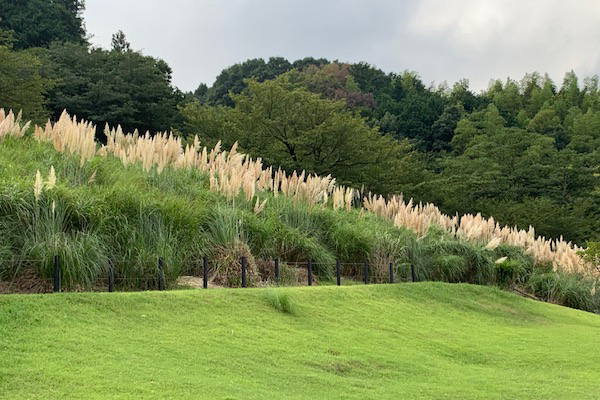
(1, 0, 599, 248)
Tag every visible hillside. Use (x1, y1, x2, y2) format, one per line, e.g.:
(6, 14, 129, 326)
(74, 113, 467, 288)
(0, 109, 598, 313)
(1, 283, 599, 399)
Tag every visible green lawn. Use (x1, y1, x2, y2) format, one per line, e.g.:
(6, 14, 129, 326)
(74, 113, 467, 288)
(1, 283, 599, 399)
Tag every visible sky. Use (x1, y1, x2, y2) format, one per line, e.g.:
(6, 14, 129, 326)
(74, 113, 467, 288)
(84, 0, 600, 93)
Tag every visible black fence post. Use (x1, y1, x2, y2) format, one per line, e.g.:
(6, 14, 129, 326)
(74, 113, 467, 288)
(53, 255, 61, 293)
(108, 261, 114, 292)
(411, 263, 417, 283)
(157, 258, 166, 291)
(203, 256, 208, 289)
(274, 258, 280, 285)
(307, 260, 313, 286)
(336, 260, 341, 286)
(241, 256, 247, 288)
(388, 262, 394, 284)
(363, 262, 369, 284)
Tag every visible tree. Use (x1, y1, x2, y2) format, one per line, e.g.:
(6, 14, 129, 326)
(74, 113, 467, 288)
(0, 0, 87, 49)
(527, 107, 567, 149)
(207, 57, 295, 106)
(430, 104, 463, 152)
(488, 78, 523, 126)
(184, 79, 425, 194)
(111, 30, 130, 53)
(193, 83, 209, 103)
(41, 42, 183, 135)
(0, 43, 52, 121)
(449, 79, 483, 112)
(281, 63, 375, 109)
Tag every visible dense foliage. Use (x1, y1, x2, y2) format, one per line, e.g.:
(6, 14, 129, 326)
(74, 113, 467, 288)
(183, 78, 425, 194)
(0, 38, 52, 122)
(1, 134, 598, 313)
(0, 0, 86, 49)
(0, 1, 597, 246)
(38, 40, 184, 135)
(191, 60, 600, 245)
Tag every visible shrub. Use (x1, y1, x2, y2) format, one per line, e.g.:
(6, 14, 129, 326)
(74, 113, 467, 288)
(495, 259, 527, 288)
(431, 255, 468, 283)
(526, 271, 599, 313)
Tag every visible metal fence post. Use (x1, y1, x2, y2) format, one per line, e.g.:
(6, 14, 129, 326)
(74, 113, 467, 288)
(274, 258, 280, 285)
(336, 260, 341, 286)
(388, 262, 394, 284)
(307, 260, 313, 286)
(157, 258, 166, 291)
(53, 255, 61, 293)
(203, 256, 208, 289)
(363, 262, 369, 284)
(411, 263, 417, 283)
(241, 256, 247, 288)
(108, 261, 115, 292)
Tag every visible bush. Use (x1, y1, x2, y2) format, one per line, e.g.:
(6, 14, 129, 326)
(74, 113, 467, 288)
(526, 271, 599, 313)
(415, 231, 496, 285)
(495, 259, 527, 288)
(431, 255, 468, 282)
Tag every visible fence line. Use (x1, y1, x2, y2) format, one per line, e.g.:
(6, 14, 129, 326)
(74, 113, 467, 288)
(0, 255, 419, 294)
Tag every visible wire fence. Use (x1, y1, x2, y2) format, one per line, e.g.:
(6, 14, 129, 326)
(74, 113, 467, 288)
(0, 256, 418, 294)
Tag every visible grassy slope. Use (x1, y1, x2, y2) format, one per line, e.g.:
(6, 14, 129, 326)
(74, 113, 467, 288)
(1, 283, 599, 400)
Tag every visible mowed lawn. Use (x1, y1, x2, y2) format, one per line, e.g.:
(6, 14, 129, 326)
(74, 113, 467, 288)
(1, 283, 599, 399)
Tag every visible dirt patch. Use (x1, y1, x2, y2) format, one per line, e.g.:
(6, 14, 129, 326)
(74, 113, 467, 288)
(176, 275, 223, 289)
(0, 269, 52, 294)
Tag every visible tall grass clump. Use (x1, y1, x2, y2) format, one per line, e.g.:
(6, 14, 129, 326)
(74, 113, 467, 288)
(263, 289, 298, 314)
(2, 108, 599, 314)
(20, 196, 107, 288)
(526, 271, 599, 313)
(110, 211, 184, 289)
(0, 109, 30, 139)
(201, 205, 259, 287)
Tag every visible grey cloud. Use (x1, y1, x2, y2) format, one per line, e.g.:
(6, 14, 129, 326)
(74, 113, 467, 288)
(84, 0, 600, 92)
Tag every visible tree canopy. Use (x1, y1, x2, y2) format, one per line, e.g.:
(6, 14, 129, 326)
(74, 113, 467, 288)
(39, 40, 183, 135)
(0, 36, 52, 121)
(183, 79, 425, 194)
(0, 0, 87, 49)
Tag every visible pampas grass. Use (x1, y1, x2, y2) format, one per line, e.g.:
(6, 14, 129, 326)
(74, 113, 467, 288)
(5, 108, 593, 278)
(363, 193, 593, 277)
(0, 109, 30, 139)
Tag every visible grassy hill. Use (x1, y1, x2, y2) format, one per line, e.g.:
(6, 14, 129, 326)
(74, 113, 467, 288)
(0, 113, 598, 312)
(1, 283, 599, 399)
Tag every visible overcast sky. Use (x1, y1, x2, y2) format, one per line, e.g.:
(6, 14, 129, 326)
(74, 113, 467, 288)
(84, 0, 600, 92)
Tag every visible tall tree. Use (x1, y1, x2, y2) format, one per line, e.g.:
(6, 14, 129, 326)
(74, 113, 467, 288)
(111, 30, 130, 53)
(41, 41, 183, 135)
(0, 37, 52, 121)
(0, 0, 87, 49)
(184, 79, 425, 194)
(208, 57, 295, 106)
